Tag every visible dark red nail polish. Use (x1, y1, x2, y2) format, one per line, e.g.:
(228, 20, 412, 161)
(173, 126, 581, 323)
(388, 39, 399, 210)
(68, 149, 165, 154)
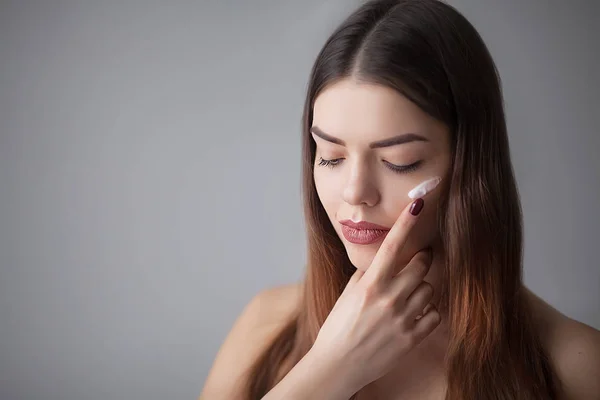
(409, 198, 424, 216)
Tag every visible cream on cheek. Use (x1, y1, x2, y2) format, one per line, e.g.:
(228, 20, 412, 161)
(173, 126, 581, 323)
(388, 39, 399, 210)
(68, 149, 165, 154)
(382, 176, 442, 219)
(407, 176, 442, 199)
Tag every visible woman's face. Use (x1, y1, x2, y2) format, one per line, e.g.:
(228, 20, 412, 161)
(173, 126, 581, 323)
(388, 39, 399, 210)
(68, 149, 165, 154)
(311, 78, 452, 272)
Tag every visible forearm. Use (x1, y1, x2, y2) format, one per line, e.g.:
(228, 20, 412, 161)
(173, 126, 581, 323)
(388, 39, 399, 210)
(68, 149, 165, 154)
(261, 349, 359, 400)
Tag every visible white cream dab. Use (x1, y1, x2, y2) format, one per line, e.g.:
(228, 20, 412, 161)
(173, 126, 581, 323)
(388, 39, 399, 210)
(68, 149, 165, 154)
(407, 176, 442, 199)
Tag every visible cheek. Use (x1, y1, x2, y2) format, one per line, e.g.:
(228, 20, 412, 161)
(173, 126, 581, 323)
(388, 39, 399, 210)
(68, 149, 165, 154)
(313, 171, 325, 203)
(314, 172, 338, 219)
(314, 170, 338, 200)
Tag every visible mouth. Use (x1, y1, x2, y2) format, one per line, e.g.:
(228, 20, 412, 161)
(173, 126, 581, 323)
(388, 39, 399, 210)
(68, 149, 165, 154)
(339, 220, 390, 245)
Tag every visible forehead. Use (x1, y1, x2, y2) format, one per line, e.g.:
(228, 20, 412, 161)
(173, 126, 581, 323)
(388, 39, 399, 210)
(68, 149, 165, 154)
(312, 79, 438, 142)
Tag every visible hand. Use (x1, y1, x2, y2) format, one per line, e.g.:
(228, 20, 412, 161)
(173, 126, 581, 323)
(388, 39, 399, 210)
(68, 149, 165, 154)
(310, 198, 441, 392)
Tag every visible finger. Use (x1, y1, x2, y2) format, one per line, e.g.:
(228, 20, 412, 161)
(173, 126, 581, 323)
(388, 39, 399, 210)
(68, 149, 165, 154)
(387, 248, 433, 301)
(412, 304, 441, 340)
(403, 281, 434, 320)
(415, 303, 433, 320)
(362, 198, 425, 285)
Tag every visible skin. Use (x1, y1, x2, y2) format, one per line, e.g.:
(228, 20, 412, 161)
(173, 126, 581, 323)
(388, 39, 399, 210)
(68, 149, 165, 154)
(311, 79, 451, 271)
(312, 80, 449, 312)
(199, 77, 600, 400)
(309, 78, 600, 398)
(311, 78, 452, 397)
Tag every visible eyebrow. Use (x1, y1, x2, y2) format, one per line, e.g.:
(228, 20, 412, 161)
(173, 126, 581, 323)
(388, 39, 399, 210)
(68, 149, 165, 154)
(309, 125, 428, 148)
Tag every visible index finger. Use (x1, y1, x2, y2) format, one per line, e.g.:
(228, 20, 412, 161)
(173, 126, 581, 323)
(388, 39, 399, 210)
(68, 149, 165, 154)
(362, 197, 425, 284)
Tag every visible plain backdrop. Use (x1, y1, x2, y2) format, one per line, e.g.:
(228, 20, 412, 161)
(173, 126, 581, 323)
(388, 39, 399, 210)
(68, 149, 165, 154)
(1, 1, 598, 399)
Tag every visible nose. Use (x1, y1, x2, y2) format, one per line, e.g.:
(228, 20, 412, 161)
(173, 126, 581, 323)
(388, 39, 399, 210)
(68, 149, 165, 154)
(342, 160, 380, 207)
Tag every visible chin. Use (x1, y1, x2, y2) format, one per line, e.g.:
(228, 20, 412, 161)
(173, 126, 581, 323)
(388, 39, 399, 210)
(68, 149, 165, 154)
(344, 239, 431, 274)
(345, 245, 378, 272)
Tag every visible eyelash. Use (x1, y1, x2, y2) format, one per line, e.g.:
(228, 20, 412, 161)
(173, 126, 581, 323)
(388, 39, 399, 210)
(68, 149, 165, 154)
(317, 157, 422, 174)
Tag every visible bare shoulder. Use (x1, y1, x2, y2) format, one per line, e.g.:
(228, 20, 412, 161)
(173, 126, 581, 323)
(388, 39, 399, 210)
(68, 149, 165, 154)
(524, 286, 600, 400)
(250, 282, 303, 325)
(199, 282, 303, 400)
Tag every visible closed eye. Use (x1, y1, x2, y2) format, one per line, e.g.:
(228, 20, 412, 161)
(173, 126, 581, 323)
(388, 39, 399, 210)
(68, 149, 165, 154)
(383, 160, 422, 174)
(317, 157, 422, 174)
(317, 157, 343, 168)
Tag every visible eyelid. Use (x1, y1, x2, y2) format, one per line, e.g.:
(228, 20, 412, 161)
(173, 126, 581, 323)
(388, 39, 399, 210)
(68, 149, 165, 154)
(383, 159, 422, 173)
(383, 159, 420, 168)
(317, 157, 343, 167)
(317, 157, 422, 173)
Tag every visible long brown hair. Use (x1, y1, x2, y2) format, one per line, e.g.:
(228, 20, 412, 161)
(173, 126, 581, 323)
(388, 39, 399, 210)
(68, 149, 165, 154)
(243, 0, 560, 398)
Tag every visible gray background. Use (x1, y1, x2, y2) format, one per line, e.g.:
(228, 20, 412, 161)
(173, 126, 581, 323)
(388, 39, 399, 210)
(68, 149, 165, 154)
(1, 1, 598, 399)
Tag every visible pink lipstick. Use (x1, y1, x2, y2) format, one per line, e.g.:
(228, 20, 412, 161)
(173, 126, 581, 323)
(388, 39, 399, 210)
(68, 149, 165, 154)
(339, 220, 390, 245)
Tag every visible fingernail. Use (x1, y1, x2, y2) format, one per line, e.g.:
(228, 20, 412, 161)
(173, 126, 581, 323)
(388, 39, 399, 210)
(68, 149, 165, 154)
(409, 198, 424, 216)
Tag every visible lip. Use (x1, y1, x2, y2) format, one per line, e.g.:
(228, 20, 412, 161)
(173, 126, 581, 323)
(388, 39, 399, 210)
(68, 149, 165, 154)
(339, 220, 390, 230)
(339, 220, 390, 245)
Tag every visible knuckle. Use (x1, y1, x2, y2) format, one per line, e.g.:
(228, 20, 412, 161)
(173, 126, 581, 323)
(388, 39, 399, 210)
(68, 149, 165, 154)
(360, 281, 380, 302)
(375, 292, 398, 312)
(378, 295, 396, 311)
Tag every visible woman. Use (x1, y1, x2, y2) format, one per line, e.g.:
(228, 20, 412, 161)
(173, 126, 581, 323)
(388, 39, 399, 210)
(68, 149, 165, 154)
(200, 0, 600, 399)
